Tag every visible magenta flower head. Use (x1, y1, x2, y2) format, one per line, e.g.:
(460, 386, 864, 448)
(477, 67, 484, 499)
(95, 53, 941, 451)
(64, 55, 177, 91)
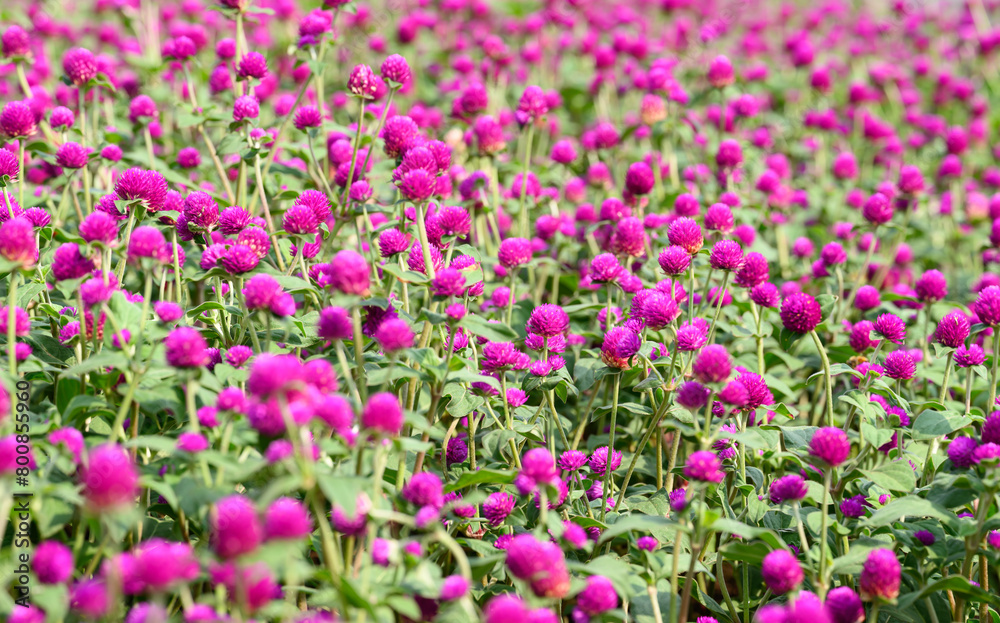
(504, 534, 570, 598)
(761, 549, 803, 595)
(768, 474, 808, 504)
(63, 47, 97, 85)
(707, 54, 735, 87)
(826, 586, 865, 623)
(0, 148, 19, 183)
(884, 351, 916, 381)
(398, 169, 436, 203)
(515, 85, 549, 126)
(640, 293, 680, 330)
(667, 217, 703, 254)
(293, 106, 322, 131)
(0, 217, 37, 267)
(915, 270, 947, 303)
(692, 345, 732, 384)
(974, 286, 1000, 326)
(625, 161, 655, 196)
(2, 25, 30, 57)
(862, 192, 893, 225)
(211, 494, 263, 559)
(439, 574, 469, 601)
(164, 327, 209, 368)
(709, 239, 744, 271)
(49, 107, 75, 130)
(684, 450, 724, 483)
(734, 253, 769, 288)
(898, 164, 925, 195)
(873, 313, 906, 343)
(80, 444, 139, 511)
(483, 491, 516, 525)
(177, 147, 200, 169)
(809, 427, 851, 467)
(526, 304, 569, 338)
(659, 245, 692, 275)
(328, 249, 371, 295)
(375, 318, 414, 352)
(33, 541, 74, 584)
(362, 392, 404, 436)
(55, 142, 91, 169)
(402, 472, 444, 508)
(780, 293, 822, 334)
(380, 54, 411, 84)
(601, 327, 640, 369)
(948, 436, 979, 468)
(115, 168, 168, 211)
(498, 237, 533, 269)
(128, 95, 158, 124)
(348, 64, 377, 99)
(236, 51, 268, 80)
(1, 101, 36, 138)
(577, 575, 618, 615)
(317, 306, 351, 341)
(233, 95, 260, 122)
(859, 548, 901, 603)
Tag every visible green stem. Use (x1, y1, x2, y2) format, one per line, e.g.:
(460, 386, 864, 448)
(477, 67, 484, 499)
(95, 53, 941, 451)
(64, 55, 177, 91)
(7, 272, 18, 377)
(601, 373, 621, 522)
(810, 330, 834, 427)
(818, 470, 832, 598)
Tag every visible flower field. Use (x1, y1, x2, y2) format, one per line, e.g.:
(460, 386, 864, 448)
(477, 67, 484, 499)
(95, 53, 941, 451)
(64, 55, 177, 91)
(2, 0, 1000, 622)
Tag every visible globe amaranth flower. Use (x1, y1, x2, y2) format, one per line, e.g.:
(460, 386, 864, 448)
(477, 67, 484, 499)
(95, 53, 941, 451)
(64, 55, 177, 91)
(0, 216, 37, 266)
(210, 495, 263, 559)
(915, 270, 947, 302)
(974, 285, 1000, 326)
(518, 447, 559, 494)
(233, 95, 260, 122)
(780, 292, 822, 334)
(431, 268, 466, 298)
(33, 541, 73, 584)
(955, 344, 985, 368)
(709, 239, 744, 271)
(80, 444, 139, 510)
(859, 548, 901, 602)
(348, 64, 378, 98)
(640, 293, 680, 330)
(840, 494, 868, 518)
(374, 318, 414, 351)
(601, 327, 640, 369)
(761, 549, 803, 595)
(576, 575, 618, 615)
(610, 217, 647, 257)
(914, 530, 936, 546)
(361, 392, 403, 436)
(526, 304, 569, 338)
(0, 101, 35, 138)
(751, 282, 780, 308)
(849, 320, 878, 353)
(590, 252, 624, 283)
(317, 306, 351, 341)
(862, 192, 893, 225)
(873, 313, 906, 343)
(498, 237, 533, 269)
(380, 54, 411, 84)
(676, 322, 707, 351)
(810, 427, 851, 467)
(483, 491, 516, 526)
(236, 51, 268, 79)
(692, 344, 732, 384)
(707, 54, 734, 87)
(667, 217, 703, 254)
(659, 245, 692, 276)
(55, 142, 91, 169)
(165, 327, 209, 368)
(402, 472, 444, 509)
(115, 168, 168, 211)
(504, 534, 570, 598)
(221, 244, 259, 274)
(588, 446, 622, 474)
(328, 249, 370, 295)
(884, 350, 916, 381)
(769, 474, 808, 504)
(854, 285, 881, 311)
(64, 47, 98, 84)
(684, 450, 725, 482)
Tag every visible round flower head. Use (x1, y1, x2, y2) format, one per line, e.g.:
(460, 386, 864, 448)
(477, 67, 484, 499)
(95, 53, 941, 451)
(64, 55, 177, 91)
(63, 47, 97, 85)
(233, 95, 260, 122)
(165, 327, 209, 368)
(761, 549, 803, 595)
(601, 327, 640, 369)
(128, 95, 158, 123)
(380, 54, 411, 84)
(33, 541, 73, 584)
(716, 139, 743, 169)
(590, 253, 624, 283)
(375, 318, 414, 351)
(709, 239, 743, 271)
(948, 437, 979, 468)
(707, 54, 734, 87)
(402, 472, 444, 508)
(577, 575, 618, 615)
(854, 285, 881, 311)
(362, 392, 403, 436)
(862, 192, 893, 225)
(780, 293, 822, 334)
(0, 101, 35, 138)
(498, 237, 533, 269)
(114, 168, 168, 211)
(884, 350, 916, 381)
(211, 495, 263, 559)
(684, 450, 724, 482)
(768, 474, 808, 504)
(440, 575, 469, 601)
(915, 270, 947, 302)
(483, 491, 516, 525)
(504, 534, 570, 598)
(526, 304, 569, 338)
(397, 168, 435, 203)
(0, 149, 19, 183)
(692, 345, 732, 384)
(641, 293, 680, 330)
(80, 444, 139, 510)
(283, 204, 319, 235)
(859, 548, 901, 602)
(221, 245, 259, 274)
(176, 147, 200, 169)
(659, 245, 692, 275)
(344, 65, 376, 100)
(625, 162, 655, 196)
(810, 427, 851, 467)
(515, 85, 549, 126)
(55, 142, 90, 169)
(293, 106, 322, 130)
(237, 52, 268, 79)
(328, 250, 370, 295)
(667, 217, 703, 254)
(849, 320, 878, 353)
(2, 25, 30, 57)
(873, 313, 906, 343)
(734, 253, 769, 288)
(588, 446, 622, 474)
(974, 286, 1000, 326)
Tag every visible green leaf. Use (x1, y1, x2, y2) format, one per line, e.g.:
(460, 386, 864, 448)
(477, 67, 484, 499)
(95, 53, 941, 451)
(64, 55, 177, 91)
(864, 495, 958, 529)
(460, 314, 518, 342)
(444, 468, 516, 493)
(60, 350, 129, 377)
(861, 462, 917, 493)
(910, 409, 972, 440)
